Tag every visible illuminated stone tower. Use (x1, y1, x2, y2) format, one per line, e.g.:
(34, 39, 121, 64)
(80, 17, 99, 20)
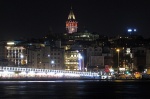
(66, 7, 78, 34)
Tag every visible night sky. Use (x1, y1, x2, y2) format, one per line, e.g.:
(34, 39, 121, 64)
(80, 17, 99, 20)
(0, 0, 150, 40)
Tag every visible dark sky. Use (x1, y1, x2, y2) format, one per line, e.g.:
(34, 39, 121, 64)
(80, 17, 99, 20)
(0, 0, 150, 40)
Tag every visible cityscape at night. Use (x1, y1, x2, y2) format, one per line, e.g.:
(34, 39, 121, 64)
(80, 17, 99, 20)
(0, 0, 150, 99)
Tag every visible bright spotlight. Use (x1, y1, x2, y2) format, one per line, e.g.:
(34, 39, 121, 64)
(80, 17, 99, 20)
(127, 29, 132, 32)
(51, 60, 54, 64)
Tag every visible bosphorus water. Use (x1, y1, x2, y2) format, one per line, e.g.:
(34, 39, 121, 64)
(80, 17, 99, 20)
(0, 80, 150, 99)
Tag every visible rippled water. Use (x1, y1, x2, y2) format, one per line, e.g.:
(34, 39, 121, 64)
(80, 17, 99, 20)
(0, 80, 150, 99)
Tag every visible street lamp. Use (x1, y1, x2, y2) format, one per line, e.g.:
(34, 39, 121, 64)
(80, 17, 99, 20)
(51, 60, 55, 69)
(48, 54, 50, 69)
(116, 49, 120, 68)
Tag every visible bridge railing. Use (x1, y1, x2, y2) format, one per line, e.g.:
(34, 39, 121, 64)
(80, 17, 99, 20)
(0, 66, 100, 77)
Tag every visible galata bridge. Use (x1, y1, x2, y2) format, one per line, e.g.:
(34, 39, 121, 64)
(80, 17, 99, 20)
(0, 66, 112, 80)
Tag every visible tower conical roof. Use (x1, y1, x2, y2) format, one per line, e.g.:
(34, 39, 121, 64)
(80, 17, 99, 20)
(68, 7, 75, 20)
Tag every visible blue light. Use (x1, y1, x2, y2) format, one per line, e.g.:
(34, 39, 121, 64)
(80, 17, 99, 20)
(78, 53, 82, 70)
(78, 53, 82, 59)
(134, 29, 136, 32)
(128, 29, 132, 32)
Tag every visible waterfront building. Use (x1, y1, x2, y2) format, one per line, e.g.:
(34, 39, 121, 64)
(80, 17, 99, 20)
(132, 47, 146, 72)
(86, 47, 104, 71)
(64, 50, 84, 71)
(50, 47, 65, 70)
(5, 41, 27, 66)
(102, 47, 113, 68)
(27, 44, 47, 69)
(0, 41, 7, 66)
(146, 49, 150, 69)
(27, 42, 65, 70)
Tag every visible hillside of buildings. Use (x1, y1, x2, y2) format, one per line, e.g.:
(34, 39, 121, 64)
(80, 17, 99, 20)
(1, 33, 150, 75)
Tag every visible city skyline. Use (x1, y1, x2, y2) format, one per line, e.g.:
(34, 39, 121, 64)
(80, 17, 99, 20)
(0, 0, 150, 40)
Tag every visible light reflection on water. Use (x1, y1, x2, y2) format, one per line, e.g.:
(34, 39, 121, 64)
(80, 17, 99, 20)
(0, 80, 149, 99)
(0, 80, 101, 83)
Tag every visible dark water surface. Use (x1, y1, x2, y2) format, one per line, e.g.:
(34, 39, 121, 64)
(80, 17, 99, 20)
(0, 80, 150, 99)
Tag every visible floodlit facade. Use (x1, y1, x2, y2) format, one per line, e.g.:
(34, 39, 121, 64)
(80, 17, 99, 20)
(64, 31, 99, 41)
(64, 50, 84, 71)
(66, 7, 78, 34)
(6, 41, 27, 66)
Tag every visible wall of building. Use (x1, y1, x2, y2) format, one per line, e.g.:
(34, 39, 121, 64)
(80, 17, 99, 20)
(146, 49, 150, 69)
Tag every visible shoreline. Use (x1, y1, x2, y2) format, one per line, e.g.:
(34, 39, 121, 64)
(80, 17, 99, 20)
(0, 77, 100, 81)
(0, 77, 149, 82)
